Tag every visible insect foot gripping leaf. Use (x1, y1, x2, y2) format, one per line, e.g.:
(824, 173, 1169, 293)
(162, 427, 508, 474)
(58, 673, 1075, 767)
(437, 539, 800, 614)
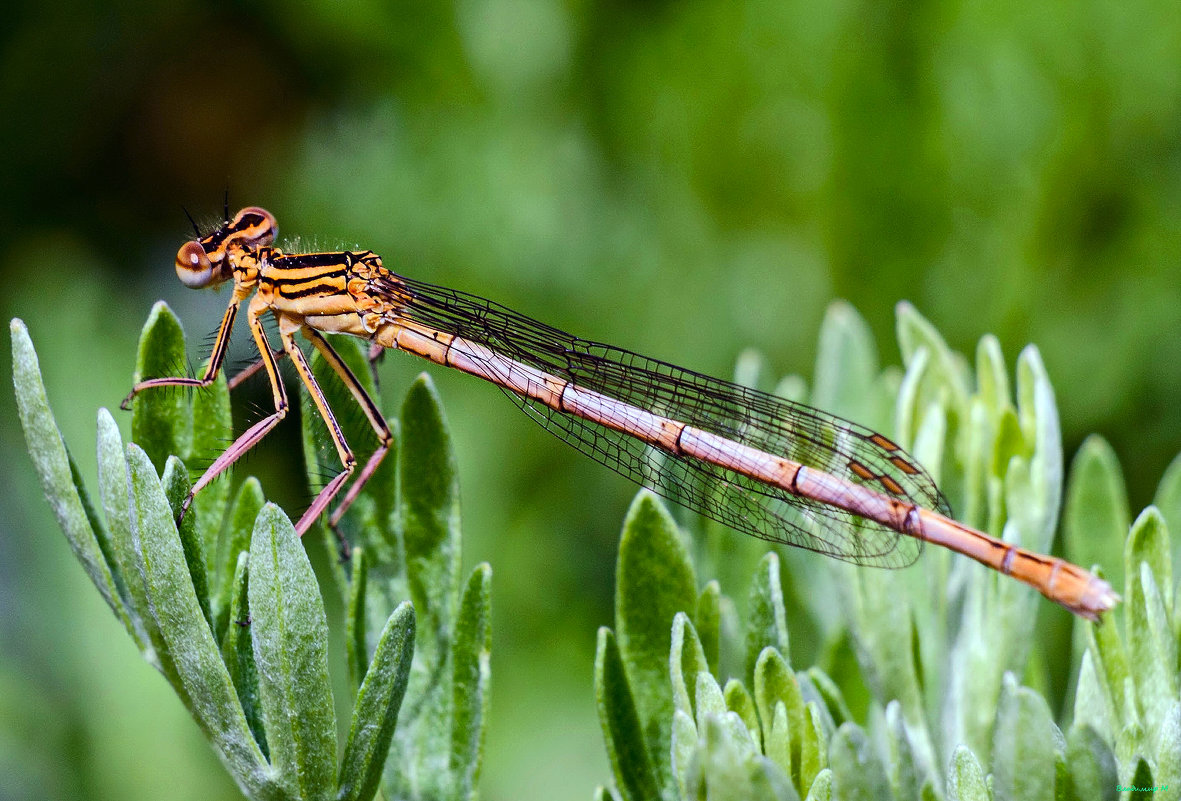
(12, 312, 491, 801)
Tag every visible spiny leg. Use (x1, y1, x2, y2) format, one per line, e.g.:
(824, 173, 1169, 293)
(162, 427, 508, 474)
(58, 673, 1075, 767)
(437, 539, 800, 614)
(121, 300, 240, 409)
(180, 300, 288, 523)
(302, 328, 393, 530)
(280, 323, 360, 543)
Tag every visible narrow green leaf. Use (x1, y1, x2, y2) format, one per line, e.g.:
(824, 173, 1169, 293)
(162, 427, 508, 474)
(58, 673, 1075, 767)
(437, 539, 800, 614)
(450, 563, 492, 799)
(671, 613, 710, 718)
(1155, 704, 1181, 800)
(765, 702, 790, 781)
(130, 301, 192, 473)
(691, 715, 798, 801)
(671, 709, 698, 800)
(399, 374, 461, 655)
(1127, 560, 1177, 739)
(697, 581, 721, 676)
(161, 456, 211, 630)
(992, 673, 1063, 801)
(346, 547, 370, 691)
(946, 746, 988, 801)
(385, 375, 463, 801)
(804, 666, 851, 730)
(746, 553, 789, 683)
(220, 552, 267, 759)
(615, 491, 696, 798)
(1152, 451, 1181, 569)
(803, 768, 832, 801)
(885, 701, 922, 801)
(214, 478, 266, 642)
(895, 300, 970, 421)
(695, 674, 728, 736)
(811, 300, 879, 423)
(798, 704, 826, 796)
(1087, 599, 1130, 725)
(595, 627, 660, 801)
(337, 601, 415, 801)
(1073, 650, 1116, 742)
(753, 648, 803, 786)
(249, 503, 336, 800)
(1015, 345, 1063, 544)
(829, 723, 891, 801)
(1125, 507, 1173, 617)
(1064, 724, 1116, 801)
(723, 680, 760, 753)
(95, 408, 154, 652)
(126, 444, 273, 797)
(1063, 436, 1129, 592)
(12, 320, 125, 621)
(189, 366, 231, 553)
(975, 334, 1011, 420)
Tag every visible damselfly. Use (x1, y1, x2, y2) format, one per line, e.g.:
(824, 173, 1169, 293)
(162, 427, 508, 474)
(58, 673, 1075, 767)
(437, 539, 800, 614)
(123, 206, 1118, 620)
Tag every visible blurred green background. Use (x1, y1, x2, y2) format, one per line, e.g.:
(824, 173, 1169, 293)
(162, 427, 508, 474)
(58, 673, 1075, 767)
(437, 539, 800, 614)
(2, 0, 1180, 799)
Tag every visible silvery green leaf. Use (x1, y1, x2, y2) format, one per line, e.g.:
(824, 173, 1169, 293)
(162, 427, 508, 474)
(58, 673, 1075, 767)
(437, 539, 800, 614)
(337, 601, 415, 801)
(595, 627, 661, 801)
(616, 491, 696, 799)
(12, 320, 126, 625)
(248, 503, 336, 800)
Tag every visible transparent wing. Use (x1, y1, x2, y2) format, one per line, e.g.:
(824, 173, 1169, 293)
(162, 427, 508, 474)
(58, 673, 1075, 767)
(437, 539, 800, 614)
(381, 273, 951, 568)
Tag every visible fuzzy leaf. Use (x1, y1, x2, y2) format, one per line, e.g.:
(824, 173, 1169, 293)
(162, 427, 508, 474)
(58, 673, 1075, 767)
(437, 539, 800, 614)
(992, 673, 1063, 801)
(214, 478, 266, 642)
(450, 563, 492, 798)
(1063, 435, 1129, 592)
(745, 553, 790, 683)
(1127, 559, 1177, 741)
(386, 374, 465, 800)
(1125, 506, 1173, 618)
(696, 581, 722, 675)
(126, 444, 274, 797)
(765, 702, 791, 781)
(95, 408, 154, 652)
(671, 709, 698, 799)
(811, 300, 879, 424)
(671, 613, 710, 718)
(753, 648, 805, 786)
(189, 366, 231, 553)
(723, 680, 761, 754)
(249, 503, 336, 800)
(337, 601, 415, 801)
(161, 456, 211, 630)
(688, 716, 798, 801)
(220, 552, 266, 759)
(616, 491, 696, 798)
(803, 769, 832, 801)
(346, 547, 370, 690)
(130, 301, 192, 473)
(1152, 451, 1181, 568)
(399, 374, 461, 653)
(798, 704, 826, 796)
(946, 746, 989, 801)
(829, 723, 891, 800)
(595, 627, 660, 801)
(1064, 724, 1116, 801)
(12, 320, 126, 623)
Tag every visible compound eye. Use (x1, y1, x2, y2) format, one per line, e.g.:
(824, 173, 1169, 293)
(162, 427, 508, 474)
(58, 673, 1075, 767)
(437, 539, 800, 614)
(175, 241, 216, 288)
(230, 206, 277, 247)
